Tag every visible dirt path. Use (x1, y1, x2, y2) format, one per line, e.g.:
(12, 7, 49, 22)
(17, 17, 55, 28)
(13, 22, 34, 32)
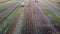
(23, 0, 37, 34)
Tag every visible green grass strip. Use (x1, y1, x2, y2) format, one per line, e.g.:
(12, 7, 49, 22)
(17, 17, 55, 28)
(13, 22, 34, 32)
(0, 5, 20, 34)
(19, 5, 27, 34)
(18, 13, 25, 34)
(33, 15, 39, 34)
(46, 9, 60, 20)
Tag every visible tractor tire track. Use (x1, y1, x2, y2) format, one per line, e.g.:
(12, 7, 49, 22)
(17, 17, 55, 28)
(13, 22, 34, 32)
(23, 0, 37, 34)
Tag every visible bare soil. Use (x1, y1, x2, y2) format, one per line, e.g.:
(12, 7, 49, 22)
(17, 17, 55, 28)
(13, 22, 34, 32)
(23, 1, 37, 34)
